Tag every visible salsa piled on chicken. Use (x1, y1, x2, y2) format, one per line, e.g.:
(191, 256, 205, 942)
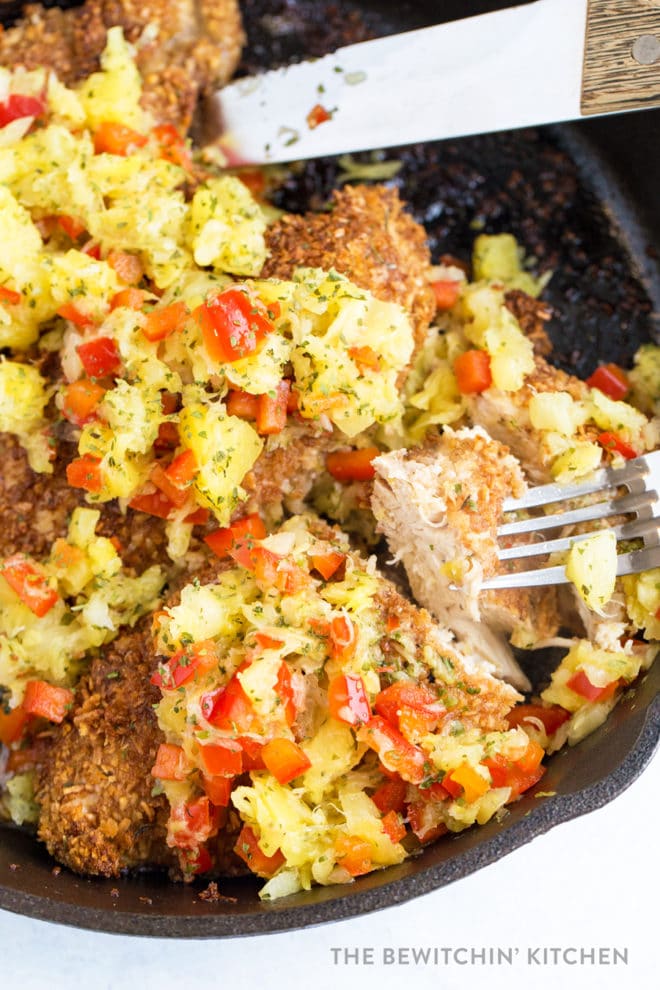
(149, 515, 541, 896)
(0, 7, 658, 901)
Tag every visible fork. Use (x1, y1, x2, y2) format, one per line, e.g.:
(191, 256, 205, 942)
(481, 450, 660, 590)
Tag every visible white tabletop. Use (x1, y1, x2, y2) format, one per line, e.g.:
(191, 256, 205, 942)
(1, 756, 657, 990)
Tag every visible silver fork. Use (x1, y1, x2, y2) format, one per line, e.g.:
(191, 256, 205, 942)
(481, 450, 660, 590)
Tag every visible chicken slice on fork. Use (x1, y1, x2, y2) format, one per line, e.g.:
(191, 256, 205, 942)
(372, 427, 564, 691)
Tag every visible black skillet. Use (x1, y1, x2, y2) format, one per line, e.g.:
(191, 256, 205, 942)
(0, 0, 658, 936)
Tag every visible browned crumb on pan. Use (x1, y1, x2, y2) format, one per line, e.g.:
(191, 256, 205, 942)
(262, 184, 437, 360)
(0, 0, 245, 131)
(198, 880, 237, 902)
(505, 289, 553, 357)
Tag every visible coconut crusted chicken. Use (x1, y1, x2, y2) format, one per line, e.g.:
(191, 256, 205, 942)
(0, 27, 430, 539)
(147, 515, 540, 896)
(0, 0, 244, 131)
(242, 183, 436, 519)
(262, 184, 437, 361)
(35, 559, 249, 880)
(371, 427, 561, 692)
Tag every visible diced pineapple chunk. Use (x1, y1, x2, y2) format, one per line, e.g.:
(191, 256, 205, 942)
(472, 233, 549, 296)
(48, 250, 119, 323)
(67, 507, 101, 548)
(483, 315, 535, 391)
(565, 531, 617, 614)
(0, 360, 52, 472)
(101, 380, 164, 458)
(588, 388, 648, 444)
(550, 440, 603, 482)
(188, 176, 267, 276)
(238, 654, 284, 721)
(622, 568, 660, 641)
(529, 392, 588, 436)
(77, 26, 147, 131)
(301, 720, 361, 804)
(179, 398, 263, 525)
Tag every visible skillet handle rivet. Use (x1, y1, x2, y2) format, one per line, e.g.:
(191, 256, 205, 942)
(631, 35, 660, 65)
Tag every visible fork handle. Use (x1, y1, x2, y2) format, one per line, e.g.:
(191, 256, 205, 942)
(582, 0, 660, 115)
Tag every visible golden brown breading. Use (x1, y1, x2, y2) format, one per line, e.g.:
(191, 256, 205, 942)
(0, 0, 244, 130)
(374, 582, 519, 732)
(35, 557, 248, 879)
(0, 432, 170, 571)
(243, 424, 340, 521)
(35, 618, 174, 877)
(505, 289, 553, 357)
(262, 185, 436, 360)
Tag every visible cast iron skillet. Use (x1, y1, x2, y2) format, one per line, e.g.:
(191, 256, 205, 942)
(0, 0, 658, 937)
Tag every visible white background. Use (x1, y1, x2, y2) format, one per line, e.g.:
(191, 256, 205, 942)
(1, 754, 657, 990)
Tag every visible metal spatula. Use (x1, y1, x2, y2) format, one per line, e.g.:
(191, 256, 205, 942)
(205, 0, 660, 164)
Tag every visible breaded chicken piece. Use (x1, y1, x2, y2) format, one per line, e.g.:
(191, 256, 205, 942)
(373, 582, 521, 730)
(371, 427, 562, 689)
(35, 617, 173, 877)
(242, 184, 437, 517)
(467, 355, 591, 484)
(0, 432, 170, 570)
(262, 185, 437, 364)
(303, 514, 520, 725)
(243, 423, 343, 523)
(0, 0, 244, 130)
(36, 558, 248, 878)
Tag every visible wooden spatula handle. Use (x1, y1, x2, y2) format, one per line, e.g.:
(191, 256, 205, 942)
(582, 0, 660, 114)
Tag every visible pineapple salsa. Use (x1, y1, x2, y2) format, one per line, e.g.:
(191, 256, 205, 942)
(151, 516, 543, 896)
(0, 26, 658, 898)
(0, 28, 414, 559)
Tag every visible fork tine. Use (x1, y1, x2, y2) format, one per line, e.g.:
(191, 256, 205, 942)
(499, 456, 650, 513)
(481, 545, 660, 590)
(497, 490, 656, 538)
(497, 516, 660, 561)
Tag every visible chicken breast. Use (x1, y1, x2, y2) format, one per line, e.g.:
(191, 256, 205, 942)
(0, 432, 170, 570)
(0, 0, 244, 130)
(35, 617, 173, 876)
(262, 184, 437, 365)
(371, 427, 563, 689)
(243, 422, 338, 523)
(35, 555, 248, 879)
